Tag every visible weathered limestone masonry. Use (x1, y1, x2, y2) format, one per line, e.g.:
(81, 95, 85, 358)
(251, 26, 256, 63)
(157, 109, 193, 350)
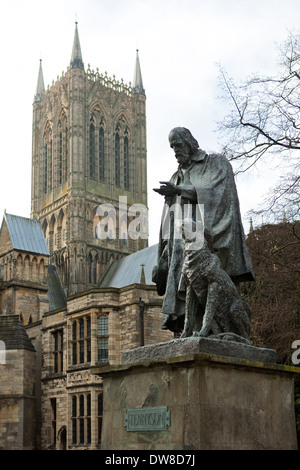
(0, 213, 51, 449)
(40, 284, 172, 450)
(0, 315, 36, 450)
(97, 348, 300, 450)
(0, 213, 50, 449)
(0, 214, 50, 324)
(31, 24, 148, 297)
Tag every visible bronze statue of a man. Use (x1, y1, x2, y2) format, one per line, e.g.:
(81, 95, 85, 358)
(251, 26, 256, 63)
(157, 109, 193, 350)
(153, 127, 255, 336)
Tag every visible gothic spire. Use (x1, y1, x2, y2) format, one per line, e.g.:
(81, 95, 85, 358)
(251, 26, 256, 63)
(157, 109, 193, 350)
(70, 22, 84, 70)
(34, 59, 45, 103)
(133, 49, 145, 95)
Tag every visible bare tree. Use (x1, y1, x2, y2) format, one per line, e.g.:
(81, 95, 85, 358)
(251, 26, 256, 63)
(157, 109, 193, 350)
(243, 221, 300, 364)
(217, 32, 300, 221)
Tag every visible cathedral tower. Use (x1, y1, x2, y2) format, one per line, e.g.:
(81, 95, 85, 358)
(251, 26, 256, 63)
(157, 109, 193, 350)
(31, 23, 148, 295)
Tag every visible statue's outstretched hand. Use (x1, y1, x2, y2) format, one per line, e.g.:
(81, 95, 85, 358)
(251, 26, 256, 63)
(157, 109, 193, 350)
(153, 181, 178, 197)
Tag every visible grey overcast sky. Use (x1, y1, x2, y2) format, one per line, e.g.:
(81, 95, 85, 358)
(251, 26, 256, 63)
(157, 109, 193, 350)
(1, 0, 300, 245)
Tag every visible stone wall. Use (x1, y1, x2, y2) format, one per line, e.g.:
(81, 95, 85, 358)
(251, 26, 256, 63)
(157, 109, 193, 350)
(0, 316, 36, 450)
(0, 284, 49, 325)
(99, 353, 299, 450)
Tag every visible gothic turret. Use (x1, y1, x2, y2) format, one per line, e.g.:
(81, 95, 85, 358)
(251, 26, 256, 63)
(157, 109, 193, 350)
(70, 22, 84, 69)
(133, 49, 145, 95)
(34, 59, 45, 103)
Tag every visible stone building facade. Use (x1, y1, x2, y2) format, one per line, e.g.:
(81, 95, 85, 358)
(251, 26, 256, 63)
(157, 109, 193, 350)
(0, 24, 172, 450)
(0, 315, 36, 450)
(0, 213, 51, 449)
(40, 276, 171, 450)
(0, 213, 50, 324)
(31, 23, 148, 297)
(0, 228, 171, 450)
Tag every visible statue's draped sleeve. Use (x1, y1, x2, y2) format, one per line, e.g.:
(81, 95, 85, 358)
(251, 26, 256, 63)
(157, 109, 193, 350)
(190, 153, 255, 283)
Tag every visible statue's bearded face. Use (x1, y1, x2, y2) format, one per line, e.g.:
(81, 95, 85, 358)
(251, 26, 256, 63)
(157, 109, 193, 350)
(169, 133, 191, 168)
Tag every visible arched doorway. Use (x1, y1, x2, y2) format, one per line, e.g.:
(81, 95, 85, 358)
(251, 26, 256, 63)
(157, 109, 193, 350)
(57, 426, 67, 450)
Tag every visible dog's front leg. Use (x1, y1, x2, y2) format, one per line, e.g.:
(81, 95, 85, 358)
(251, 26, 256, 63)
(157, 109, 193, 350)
(198, 283, 218, 337)
(181, 285, 196, 338)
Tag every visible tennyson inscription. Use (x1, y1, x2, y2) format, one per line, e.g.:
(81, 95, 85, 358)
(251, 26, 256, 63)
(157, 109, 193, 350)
(124, 406, 170, 432)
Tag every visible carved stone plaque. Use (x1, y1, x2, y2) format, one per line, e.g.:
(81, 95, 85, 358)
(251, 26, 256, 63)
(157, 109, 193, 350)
(124, 406, 170, 432)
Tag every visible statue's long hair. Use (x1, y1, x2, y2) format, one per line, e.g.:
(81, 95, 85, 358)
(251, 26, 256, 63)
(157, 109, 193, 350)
(169, 127, 199, 153)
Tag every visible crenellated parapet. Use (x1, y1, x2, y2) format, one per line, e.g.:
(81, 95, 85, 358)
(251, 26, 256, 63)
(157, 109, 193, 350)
(86, 65, 133, 97)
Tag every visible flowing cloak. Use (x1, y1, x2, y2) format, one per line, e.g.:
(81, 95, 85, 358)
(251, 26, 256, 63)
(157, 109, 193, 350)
(154, 149, 255, 326)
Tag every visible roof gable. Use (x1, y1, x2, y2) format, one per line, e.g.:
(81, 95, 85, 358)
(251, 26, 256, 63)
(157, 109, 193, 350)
(99, 244, 158, 288)
(0, 213, 49, 256)
(0, 218, 14, 256)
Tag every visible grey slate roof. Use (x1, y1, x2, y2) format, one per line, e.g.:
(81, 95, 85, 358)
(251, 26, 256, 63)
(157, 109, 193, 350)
(2, 213, 49, 256)
(47, 265, 67, 311)
(99, 244, 158, 288)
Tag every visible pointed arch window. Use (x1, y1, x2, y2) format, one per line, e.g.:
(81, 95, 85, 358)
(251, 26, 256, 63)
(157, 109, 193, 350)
(114, 119, 130, 190)
(44, 142, 48, 194)
(59, 129, 63, 185)
(43, 123, 53, 194)
(88, 252, 93, 283)
(124, 127, 129, 189)
(65, 125, 69, 181)
(93, 254, 98, 284)
(99, 122, 105, 181)
(49, 139, 53, 191)
(89, 116, 96, 180)
(58, 113, 69, 186)
(115, 125, 120, 186)
(89, 110, 106, 182)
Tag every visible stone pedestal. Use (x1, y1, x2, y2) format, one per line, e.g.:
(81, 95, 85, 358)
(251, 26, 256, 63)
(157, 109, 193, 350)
(94, 338, 300, 450)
